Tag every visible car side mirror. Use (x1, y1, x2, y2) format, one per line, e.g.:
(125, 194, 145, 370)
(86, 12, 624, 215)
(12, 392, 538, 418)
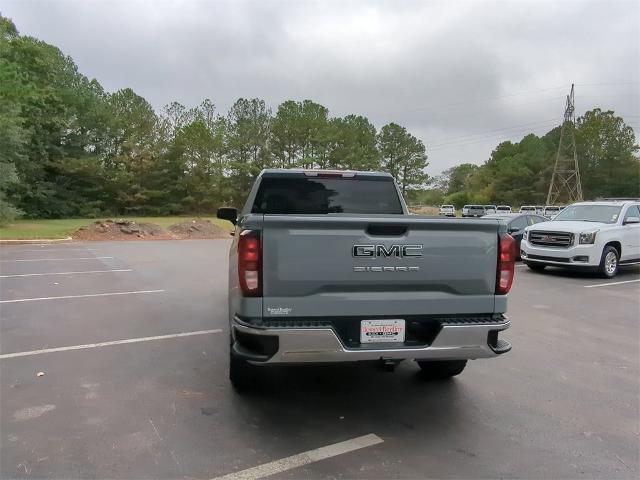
(623, 216, 640, 225)
(508, 227, 519, 234)
(217, 207, 238, 225)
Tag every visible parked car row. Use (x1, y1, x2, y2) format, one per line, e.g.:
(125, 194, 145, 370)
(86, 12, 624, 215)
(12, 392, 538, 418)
(460, 204, 512, 217)
(519, 205, 565, 218)
(440, 204, 564, 219)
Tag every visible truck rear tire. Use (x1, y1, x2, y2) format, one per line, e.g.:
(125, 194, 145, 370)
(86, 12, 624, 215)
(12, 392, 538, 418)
(229, 349, 259, 392)
(417, 360, 467, 379)
(525, 262, 546, 272)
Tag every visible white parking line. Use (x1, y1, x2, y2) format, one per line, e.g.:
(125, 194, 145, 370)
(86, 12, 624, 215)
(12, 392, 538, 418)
(0, 256, 112, 262)
(584, 279, 640, 288)
(0, 329, 222, 359)
(9, 248, 98, 253)
(212, 434, 384, 480)
(0, 238, 72, 244)
(0, 269, 133, 278)
(0, 289, 165, 304)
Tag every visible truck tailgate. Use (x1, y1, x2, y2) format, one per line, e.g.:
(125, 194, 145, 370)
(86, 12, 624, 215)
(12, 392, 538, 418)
(261, 215, 500, 317)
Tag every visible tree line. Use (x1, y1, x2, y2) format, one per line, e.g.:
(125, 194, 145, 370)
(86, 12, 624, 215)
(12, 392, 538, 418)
(423, 109, 639, 208)
(0, 15, 427, 221)
(1, 14, 638, 223)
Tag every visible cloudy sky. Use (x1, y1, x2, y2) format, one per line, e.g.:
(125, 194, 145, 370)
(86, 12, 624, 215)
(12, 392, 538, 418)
(3, 0, 639, 174)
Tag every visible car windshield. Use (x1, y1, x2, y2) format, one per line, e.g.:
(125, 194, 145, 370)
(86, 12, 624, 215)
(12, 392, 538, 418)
(553, 205, 622, 224)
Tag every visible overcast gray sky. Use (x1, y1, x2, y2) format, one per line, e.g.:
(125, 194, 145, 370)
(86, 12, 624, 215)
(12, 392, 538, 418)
(3, 0, 639, 174)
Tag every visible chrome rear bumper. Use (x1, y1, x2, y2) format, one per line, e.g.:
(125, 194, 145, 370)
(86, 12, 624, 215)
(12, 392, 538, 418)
(232, 317, 510, 364)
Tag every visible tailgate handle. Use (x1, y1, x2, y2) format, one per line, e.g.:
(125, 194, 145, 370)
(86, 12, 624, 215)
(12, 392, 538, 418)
(366, 224, 408, 236)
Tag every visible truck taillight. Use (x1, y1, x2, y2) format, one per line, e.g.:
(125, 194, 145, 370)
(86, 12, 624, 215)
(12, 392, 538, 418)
(496, 233, 515, 295)
(238, 230, 262, 297)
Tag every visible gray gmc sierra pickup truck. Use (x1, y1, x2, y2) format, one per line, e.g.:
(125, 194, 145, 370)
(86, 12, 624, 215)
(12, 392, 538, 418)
(217, 169, 514, 390)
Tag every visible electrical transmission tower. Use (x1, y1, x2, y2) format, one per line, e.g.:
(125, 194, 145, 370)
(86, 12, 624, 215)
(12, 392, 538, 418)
(546, 84, 583, 205)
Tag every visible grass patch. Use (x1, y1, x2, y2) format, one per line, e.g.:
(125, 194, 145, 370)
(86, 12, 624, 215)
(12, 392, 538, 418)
(0, 216, 232, 240)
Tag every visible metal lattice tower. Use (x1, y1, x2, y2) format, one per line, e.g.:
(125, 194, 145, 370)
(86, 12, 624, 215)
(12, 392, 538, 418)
(546, 84, 583, 205)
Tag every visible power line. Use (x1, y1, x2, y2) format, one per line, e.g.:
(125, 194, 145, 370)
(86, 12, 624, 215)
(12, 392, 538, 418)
(426, 118, 558, 147)
(579, 93, 639, 98)
(381, 95, 566, 125)
(375, 87, 568, 117)
(427, 111, 640, 152)
(425, 84, 640, 154)
(428, 125, 558, 150)
(381, 82, 639, 117)
(403, 91, 567, 114)
(575, 81, 640, 87)
(428, 124, 558, 152)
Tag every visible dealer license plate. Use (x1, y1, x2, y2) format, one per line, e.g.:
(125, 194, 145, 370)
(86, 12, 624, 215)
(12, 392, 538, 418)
(360, 319, 406, 344)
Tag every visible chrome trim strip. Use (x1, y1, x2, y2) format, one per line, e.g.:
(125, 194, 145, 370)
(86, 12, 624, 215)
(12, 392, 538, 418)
(524, 257, 592, 267)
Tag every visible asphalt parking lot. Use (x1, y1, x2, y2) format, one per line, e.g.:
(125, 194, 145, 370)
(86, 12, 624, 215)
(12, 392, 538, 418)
(1, 240, 638, 479)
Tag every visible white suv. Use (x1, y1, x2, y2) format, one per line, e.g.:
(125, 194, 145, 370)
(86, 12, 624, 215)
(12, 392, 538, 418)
(439, 204, 456, 217)
(521, 200, 640, 277)
(484, 205, 497, 215)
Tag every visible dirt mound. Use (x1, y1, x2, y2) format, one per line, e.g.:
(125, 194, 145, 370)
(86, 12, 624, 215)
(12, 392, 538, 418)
(72, 218, 229, 241)
(167, 219, 228, 239)
(73, 219, 172, 241)
(408, 206, 440, 215)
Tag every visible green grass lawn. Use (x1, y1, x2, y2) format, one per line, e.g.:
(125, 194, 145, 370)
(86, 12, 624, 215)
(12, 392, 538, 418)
(0, 216, 233, 240)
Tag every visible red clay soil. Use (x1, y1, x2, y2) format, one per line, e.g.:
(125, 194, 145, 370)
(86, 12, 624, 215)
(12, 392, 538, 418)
(72, 219, 230, 241)
(167, 219, 228, 239)
(73, 219, 173, 241)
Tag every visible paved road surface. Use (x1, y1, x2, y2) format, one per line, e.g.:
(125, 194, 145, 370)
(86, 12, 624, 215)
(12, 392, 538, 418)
(1, 240, 638, 478)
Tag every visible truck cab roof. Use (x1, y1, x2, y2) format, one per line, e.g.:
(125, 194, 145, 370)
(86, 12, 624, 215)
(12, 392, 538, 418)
(260, 168, 393, 179)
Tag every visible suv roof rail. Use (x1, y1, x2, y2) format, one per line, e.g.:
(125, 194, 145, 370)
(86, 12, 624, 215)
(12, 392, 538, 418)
(595, 197, 640, 201)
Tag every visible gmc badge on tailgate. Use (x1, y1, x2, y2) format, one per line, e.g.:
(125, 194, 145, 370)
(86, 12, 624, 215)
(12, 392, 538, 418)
(352, 244, 423, 258)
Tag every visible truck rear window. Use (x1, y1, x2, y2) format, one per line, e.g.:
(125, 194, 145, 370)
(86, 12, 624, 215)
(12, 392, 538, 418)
(251, 176, 404, 214)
